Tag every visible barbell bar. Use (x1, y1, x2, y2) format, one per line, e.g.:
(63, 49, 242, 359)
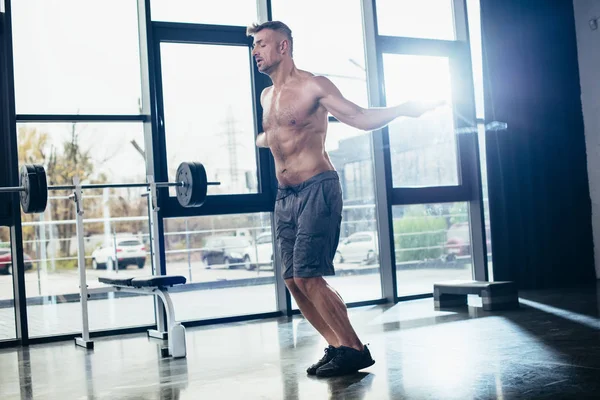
(0, 161, 220, 214)
(0, 181, 191, 192)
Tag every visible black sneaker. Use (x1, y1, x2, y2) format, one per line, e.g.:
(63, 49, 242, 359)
(315, 345, 375, 377)
(307, 345, 338, 375)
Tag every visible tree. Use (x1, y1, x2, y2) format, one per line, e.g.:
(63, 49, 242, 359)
(44, 123, 98, 256)
(18, 124, 106, 260)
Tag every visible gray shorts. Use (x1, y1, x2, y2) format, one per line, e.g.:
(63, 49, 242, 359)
(274, 171, 343, 279)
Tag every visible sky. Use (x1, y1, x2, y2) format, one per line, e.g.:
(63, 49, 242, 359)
(9, 0, 485, 190)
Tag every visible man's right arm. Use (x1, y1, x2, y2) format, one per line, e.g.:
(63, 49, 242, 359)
(315, 76, 445, 131)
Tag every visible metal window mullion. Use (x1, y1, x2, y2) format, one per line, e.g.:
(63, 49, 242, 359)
(138, 0, 168, 336)
(453, 0, 488, 281)
(15, 114, 148, 123)
(153, 23, 252, 45)
(2, 0, 29, 344)
(450, 0, 488, 281)
(261, 0, 289, 314)
(362, 0, 396, 303)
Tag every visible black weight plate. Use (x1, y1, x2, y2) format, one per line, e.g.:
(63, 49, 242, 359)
(32, 165, 48, 213)
(190, 162, 207, 207)
(175, 162, 208, 208)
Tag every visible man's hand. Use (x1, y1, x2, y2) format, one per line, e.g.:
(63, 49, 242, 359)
(407, 99, 448, 118)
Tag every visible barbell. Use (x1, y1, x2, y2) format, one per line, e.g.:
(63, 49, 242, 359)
(0, 161, 219, 214)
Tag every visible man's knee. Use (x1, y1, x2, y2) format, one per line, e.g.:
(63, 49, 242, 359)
(285, 278, 302, 296)
(294, 276, 324, 297)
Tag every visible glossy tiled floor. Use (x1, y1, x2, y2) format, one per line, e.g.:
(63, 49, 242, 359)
(1, 282, 599, 399)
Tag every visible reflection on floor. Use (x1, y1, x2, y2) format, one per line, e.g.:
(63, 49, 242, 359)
(0, 282, 599, 399)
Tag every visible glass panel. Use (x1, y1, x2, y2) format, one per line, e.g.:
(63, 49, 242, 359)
(12, 0, 142, 114)
(271, 0, 368, 107)
(329, 123, 381, 302)
(17, 123, 153, 336)
(0, 227, 15, 340)
(164, 213, 276, 321)
(161, 43, 258, 196)
(376, 0, 456, 40)
(393, 202, 473, 296)
(151, 0, 257, 26)
(383, 54, 458, 187)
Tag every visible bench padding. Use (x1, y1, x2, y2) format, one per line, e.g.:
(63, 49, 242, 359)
(98, 277, 135, 286)
(99, 275, 186, 287)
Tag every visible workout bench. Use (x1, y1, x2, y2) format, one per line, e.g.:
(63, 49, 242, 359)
(433, 280, 519, 311)
(97, 275, 187, 358)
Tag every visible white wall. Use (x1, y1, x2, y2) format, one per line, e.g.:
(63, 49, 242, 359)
(573, 0, 600, 279)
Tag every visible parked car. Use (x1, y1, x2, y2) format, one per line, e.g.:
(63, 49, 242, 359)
(201, 236, 253, 269)
(246, 231, 274, 269)
(0, 248, 34, 275)
(334, 231, 378, 265)
(444, 222, 491, 262)
(91, 237, 146, 270)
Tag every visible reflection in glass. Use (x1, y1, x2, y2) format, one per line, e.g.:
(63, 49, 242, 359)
(393, 203, 473, 296)
(160, 43, 258, 196)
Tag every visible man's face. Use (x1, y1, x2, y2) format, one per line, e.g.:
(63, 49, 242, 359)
(252, 29, 283, 74)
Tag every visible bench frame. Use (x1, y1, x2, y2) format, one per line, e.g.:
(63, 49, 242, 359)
(72, 177, 186, 358)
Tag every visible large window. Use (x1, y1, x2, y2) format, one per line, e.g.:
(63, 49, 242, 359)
(2, 0, 493, 343)
(164, 213, 277, 321)
(0, 227, 15, 340)
(161, 43, 258, 196)
(11, 0, 142, 115)
(17, 123, 152, 336)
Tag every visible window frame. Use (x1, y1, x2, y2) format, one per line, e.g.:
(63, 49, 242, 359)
(150, 22, 276, 218)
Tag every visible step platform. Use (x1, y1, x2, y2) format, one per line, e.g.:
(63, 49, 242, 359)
(433, 280, 519, 311)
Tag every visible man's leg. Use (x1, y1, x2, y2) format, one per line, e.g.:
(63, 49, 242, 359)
(294, 277, 363, 351)
(285, 278, 340, 347)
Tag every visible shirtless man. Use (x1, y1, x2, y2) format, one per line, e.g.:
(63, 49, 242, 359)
(247, 21, 444, 377)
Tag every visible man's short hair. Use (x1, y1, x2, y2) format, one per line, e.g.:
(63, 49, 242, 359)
(247, 21, 293, 57)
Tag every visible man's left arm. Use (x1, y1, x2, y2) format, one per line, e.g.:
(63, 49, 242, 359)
(314, 76, 444, 131)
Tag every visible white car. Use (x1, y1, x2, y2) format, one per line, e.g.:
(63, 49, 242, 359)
(245, 232, 274, 269)
(91, 237, 147, 270)
(334, 231, 378, 265)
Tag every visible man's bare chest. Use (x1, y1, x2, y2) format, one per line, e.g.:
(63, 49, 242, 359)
(262, 88, 318, 130)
